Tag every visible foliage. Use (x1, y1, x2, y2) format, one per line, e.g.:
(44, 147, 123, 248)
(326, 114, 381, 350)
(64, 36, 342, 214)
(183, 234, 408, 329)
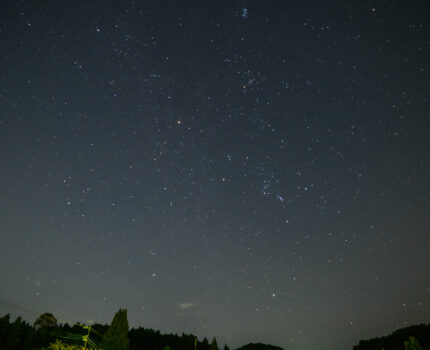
(35, 313, 58, 330)
(0, 312, 103, 350)
(404, 336, 424, 350)
(102, 309, 130, 350)
(43, 339, 82, 350)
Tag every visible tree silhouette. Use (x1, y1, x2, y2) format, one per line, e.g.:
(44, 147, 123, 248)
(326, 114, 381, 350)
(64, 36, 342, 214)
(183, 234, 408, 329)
(102, 309, 130, 350)
(34, 313, 58, 330)
(210, 337, 219, 350)
(5, 316, 23, 349)
(200, 337, 209, 350)
(353, 324, 430, 350)
(0, 314, 11, 344)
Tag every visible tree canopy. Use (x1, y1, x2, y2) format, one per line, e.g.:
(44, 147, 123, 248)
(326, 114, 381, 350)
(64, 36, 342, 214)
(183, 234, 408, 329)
(102, 308, 130, 350)
(34, 313, 58, 330)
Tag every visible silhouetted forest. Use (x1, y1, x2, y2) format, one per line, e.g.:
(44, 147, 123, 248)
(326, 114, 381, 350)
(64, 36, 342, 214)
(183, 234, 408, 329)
(0, 313, 102, 349)
(0, 311, 276, 350)
(353, 324, 430, 350)
(2, 311, 429, 350)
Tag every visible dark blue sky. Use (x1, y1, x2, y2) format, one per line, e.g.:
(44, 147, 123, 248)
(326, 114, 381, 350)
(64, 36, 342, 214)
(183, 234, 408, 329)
(0, 1, 429, 350)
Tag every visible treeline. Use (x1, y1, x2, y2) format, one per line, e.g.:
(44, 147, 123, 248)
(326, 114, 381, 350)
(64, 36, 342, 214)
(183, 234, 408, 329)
(129, 327, 226, 350)
(0, 314, 99, 349)
(0, 312, 227, 350)
(354, 324, 430, 350)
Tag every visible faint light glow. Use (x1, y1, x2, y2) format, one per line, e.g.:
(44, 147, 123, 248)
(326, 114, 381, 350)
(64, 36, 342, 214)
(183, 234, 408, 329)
(178, 302, 196, 309)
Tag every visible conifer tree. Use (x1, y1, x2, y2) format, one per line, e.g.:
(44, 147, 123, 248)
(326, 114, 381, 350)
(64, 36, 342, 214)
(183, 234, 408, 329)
(102, 309, 130, 350)
(210, 337, 219, 350)
(202, 337, 209, 348)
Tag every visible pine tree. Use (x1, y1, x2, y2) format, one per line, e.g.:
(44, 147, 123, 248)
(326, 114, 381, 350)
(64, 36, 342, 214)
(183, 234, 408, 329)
(201, 337, 209, 350)
(102, 309, 130, 350)
(210, 337, 218, 350)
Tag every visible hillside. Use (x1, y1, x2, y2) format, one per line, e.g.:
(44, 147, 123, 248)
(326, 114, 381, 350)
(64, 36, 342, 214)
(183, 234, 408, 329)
(353, 324, 430, 350)
(235, 343, 283, 350)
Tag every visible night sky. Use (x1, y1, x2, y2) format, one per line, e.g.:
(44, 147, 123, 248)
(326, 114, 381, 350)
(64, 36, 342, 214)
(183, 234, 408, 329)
(0, 1, 429, 350)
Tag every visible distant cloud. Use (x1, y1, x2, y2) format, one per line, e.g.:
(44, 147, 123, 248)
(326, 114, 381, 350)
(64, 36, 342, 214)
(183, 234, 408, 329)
(178, 302, 196, 309)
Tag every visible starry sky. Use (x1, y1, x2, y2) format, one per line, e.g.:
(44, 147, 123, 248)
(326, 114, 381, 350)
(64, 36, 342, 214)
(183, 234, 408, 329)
(0, 1, 429, 350)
